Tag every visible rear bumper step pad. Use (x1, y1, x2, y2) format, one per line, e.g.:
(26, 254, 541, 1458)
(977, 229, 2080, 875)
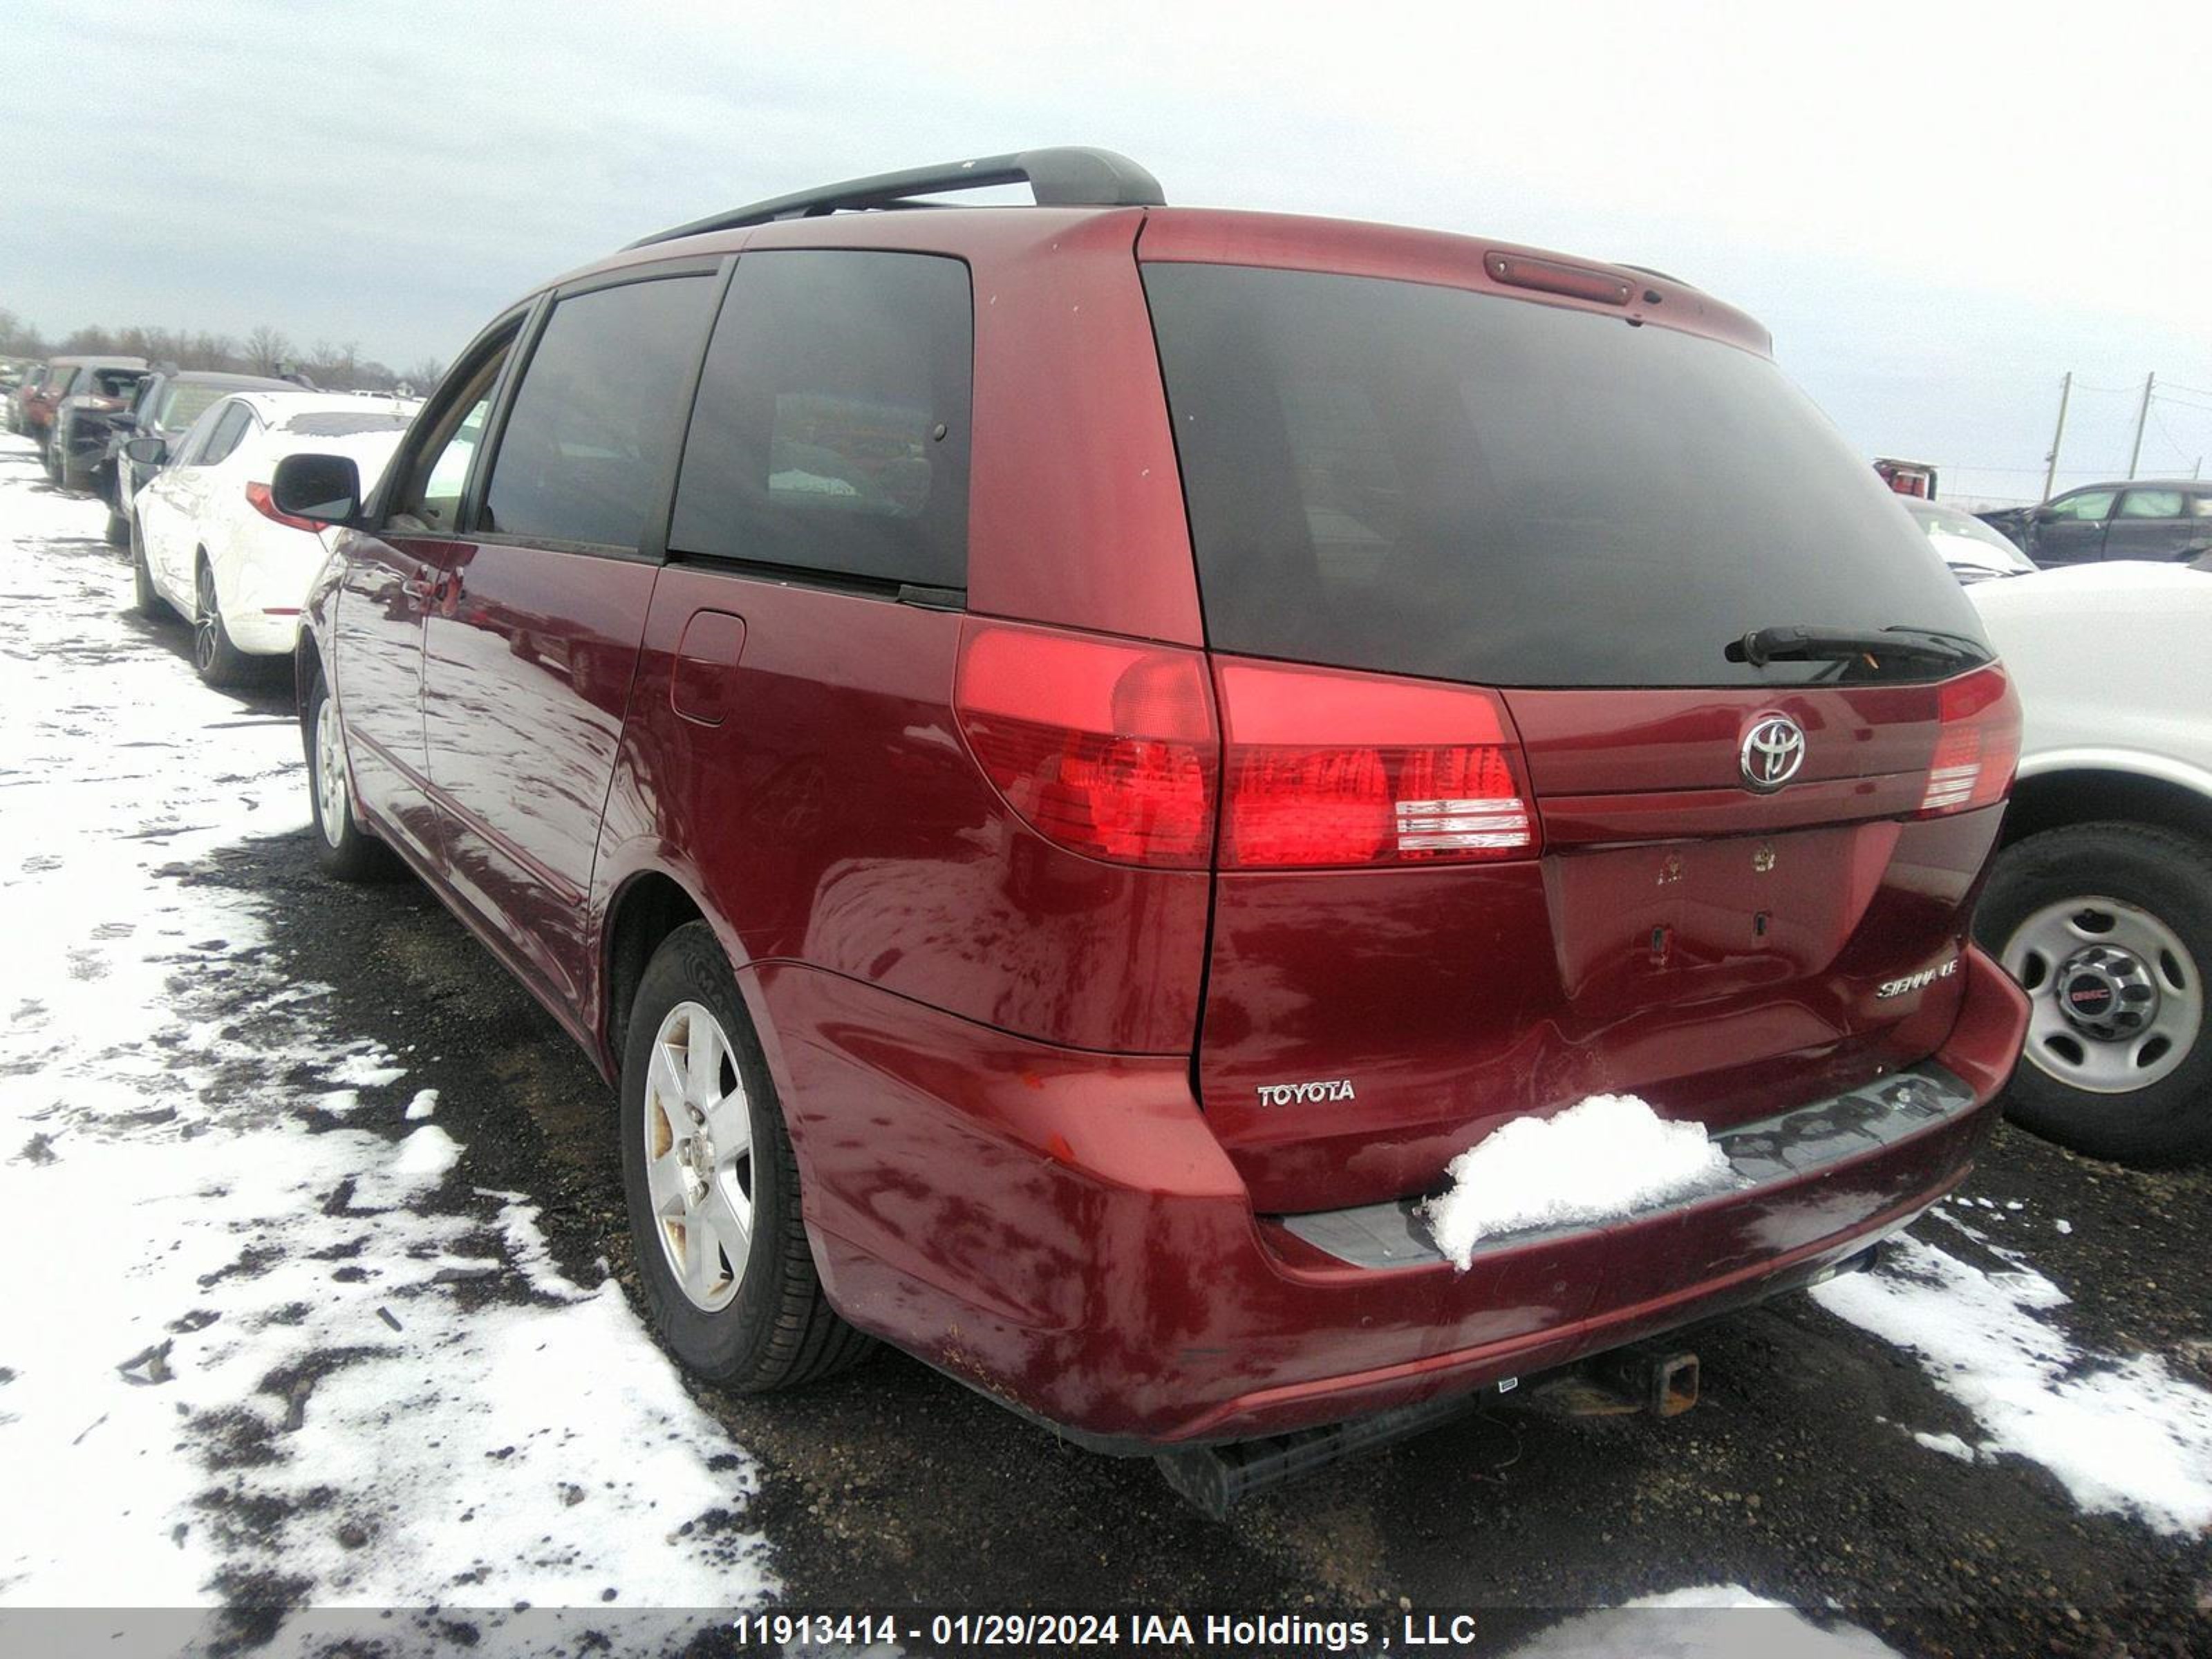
(1276, 1064, 1975, 1270)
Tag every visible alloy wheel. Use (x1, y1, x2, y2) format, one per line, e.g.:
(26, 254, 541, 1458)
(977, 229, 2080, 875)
(193, 565, 221, 674)
(313, 696, 350, 850)
(641, 1000, 755, 1312)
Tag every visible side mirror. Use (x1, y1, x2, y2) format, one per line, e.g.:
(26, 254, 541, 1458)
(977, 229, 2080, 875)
(2031, 505, 2058, 524)
(270, 451, 363, 526)
(122, 435, 167, 466)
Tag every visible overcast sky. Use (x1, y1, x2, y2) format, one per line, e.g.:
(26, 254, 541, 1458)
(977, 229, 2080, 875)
(10, 0, 2209, 503)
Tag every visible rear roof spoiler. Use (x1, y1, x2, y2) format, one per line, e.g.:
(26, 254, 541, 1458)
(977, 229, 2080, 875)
(624, 147, 1164, 250)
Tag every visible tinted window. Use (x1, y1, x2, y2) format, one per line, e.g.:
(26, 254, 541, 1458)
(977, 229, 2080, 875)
(198, 403, 254, 466)
(43, 366, 78, 395)
(481, 275, 713, 549)
(389, 335, 513, 533)
(671, 251, 973, 588)
(2118, 489, 2184, 519)
(1145, 263, 1985, 688)
(2048, 489, 2115, 522)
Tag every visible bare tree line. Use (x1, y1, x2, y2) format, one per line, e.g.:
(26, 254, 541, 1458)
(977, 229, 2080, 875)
(0, 306, 442, 395)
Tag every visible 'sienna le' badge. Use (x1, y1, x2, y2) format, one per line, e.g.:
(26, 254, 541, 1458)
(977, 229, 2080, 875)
(1876, 957, 1959, 999)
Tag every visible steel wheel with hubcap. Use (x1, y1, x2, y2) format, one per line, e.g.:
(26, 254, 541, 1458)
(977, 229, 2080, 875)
(1976, 821, 2212, 1165)
(619, 921, 870, 1389)
(2003, 897, 2200, 1096)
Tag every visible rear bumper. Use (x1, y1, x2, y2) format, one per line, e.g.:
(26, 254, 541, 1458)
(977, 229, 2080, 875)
(753, 946, 2027, 1451)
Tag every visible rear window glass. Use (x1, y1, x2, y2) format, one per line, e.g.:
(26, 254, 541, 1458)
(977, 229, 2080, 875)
(159, 383, 230, 431)
(1145, 264, 1988, 688)
(671, 250, 973, 589)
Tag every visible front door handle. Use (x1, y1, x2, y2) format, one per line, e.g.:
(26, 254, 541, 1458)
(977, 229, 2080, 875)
(400, 569, 462, 608)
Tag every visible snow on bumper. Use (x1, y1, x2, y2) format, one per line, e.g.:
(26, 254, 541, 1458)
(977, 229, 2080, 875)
(750, 947, 2027, 1451)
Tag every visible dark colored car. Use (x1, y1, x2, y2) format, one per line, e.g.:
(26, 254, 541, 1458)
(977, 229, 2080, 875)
(276, 149, 2030, 1490)
(1979, 480, 2212, 568)
(50, 364, 150, 489)
(19, 355, 144, 455)
(101, 368, 301, 545)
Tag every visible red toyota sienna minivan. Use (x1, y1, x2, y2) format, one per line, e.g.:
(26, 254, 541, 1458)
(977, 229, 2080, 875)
(276, 149, 2029, 1494)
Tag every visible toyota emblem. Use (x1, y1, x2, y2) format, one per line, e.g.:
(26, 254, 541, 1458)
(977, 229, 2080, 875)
(1740, 713, 1806, 792)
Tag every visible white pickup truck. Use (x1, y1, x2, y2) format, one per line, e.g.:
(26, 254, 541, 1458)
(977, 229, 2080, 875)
(1969, 562, 2212, 1164)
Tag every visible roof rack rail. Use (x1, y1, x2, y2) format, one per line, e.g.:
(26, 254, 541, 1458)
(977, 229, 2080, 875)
(624, 147, 1164, 250)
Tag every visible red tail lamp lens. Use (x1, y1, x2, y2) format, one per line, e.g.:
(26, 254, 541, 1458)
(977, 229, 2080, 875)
(245, 480, 328, 535)
(1215, 659, 1539, 868)
(955, 621, 1218, 868)
(1919, 664, 2020, 816)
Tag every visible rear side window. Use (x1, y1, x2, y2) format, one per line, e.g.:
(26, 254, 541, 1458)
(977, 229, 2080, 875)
(1144, 264, 1987, 688)
(671, 250, 973, 589)
(2118, 489, 2184, 519)
(199, 403, 254, 466)
(481, 274, 715, 550)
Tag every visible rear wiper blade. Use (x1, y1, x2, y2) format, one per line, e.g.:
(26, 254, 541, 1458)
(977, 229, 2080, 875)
(1727, 624, 1989, 670)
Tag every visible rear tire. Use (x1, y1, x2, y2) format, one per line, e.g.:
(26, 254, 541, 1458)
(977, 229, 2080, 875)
(104, 509, 129, 548)
(305, 674, 399, 881)
(1976, 822, 2212, 1165)
(191, 556, 250, 686)
(620, 921, 871, 1391)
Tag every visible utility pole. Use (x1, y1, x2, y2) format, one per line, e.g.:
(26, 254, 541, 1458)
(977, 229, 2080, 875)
(2127, 373, 2155, 480)
(2041, 372, 2072, 502)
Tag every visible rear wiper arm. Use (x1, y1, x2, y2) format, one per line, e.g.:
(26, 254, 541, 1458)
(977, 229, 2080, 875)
(1727, 624, 1988, 670)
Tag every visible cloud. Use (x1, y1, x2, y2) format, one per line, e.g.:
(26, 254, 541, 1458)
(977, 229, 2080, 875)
(8, 0, 2206, 498)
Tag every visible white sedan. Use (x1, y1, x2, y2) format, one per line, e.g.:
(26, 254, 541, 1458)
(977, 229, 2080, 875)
(129, 391, 420, 683)
(1969, 562, 2212, 1164)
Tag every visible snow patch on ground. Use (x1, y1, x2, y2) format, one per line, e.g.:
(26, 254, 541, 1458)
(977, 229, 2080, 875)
(404, 1087, 440, 1121)
(1911, 1430, 1979, 1463)
(1423, 1094, 1736, 1268)
(1814, 1233, 2212, 1534)
(0, 439, 771, 1629)
(1509, 1585, 1902, 1657)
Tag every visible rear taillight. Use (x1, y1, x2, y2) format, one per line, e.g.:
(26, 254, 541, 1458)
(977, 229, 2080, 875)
(245, 480, 326, 535)
(1216, 659, 1539, 868)
(955, 621, 1218, 868)
(1918, 664, 2021, 816)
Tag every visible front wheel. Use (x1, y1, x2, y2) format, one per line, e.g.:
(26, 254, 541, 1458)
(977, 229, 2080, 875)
(1976, 822, 2212, 1165)
(620, 922, 870, 1391)
(130, 516, 167, 617)
(305, 675, 398, 881)
(104, 507, 129, 547)
(191, 557, 250, 686)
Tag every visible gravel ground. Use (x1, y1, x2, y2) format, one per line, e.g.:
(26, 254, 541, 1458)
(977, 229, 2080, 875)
(3, 433, 2210, 1657)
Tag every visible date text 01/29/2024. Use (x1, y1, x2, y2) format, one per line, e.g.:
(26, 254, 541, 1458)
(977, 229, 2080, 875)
(724, 1611, 1483, 1650)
